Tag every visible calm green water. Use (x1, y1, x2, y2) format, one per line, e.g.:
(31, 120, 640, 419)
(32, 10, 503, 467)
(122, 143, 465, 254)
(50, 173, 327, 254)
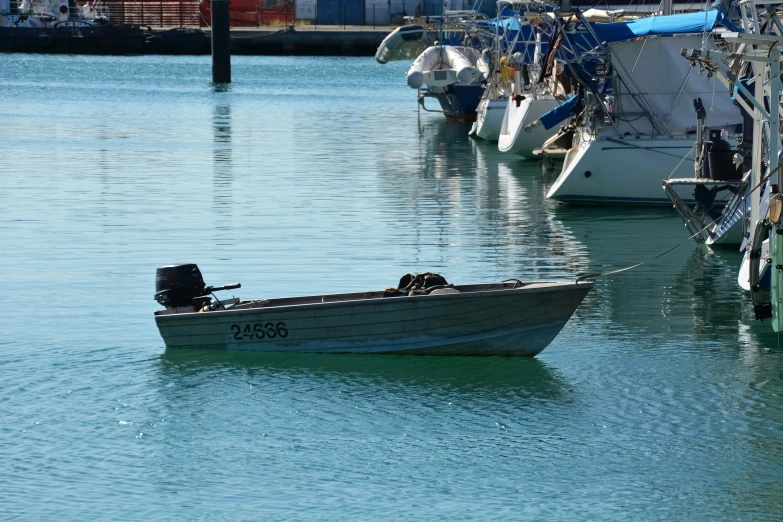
(2, 54, 783, 519)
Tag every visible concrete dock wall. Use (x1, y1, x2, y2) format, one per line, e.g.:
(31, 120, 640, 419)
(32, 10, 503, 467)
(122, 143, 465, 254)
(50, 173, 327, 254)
(229, 26, 388, 55)
(0, 25, 390, 56)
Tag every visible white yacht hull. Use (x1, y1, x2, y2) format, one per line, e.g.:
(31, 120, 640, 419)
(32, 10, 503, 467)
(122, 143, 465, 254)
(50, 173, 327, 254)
(547, 134, 698, 205)
(475, 98, 506, 142)
(498, 96, 560, 158)
(707, 222, 744, 247)
(705, 178, 752, 248)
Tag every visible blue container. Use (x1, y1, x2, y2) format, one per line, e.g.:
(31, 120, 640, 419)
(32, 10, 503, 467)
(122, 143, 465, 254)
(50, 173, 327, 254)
(317, 0, 364, 25)
(343, 0, 364, 25)
(421, 0, 442, 16)
(317, 0, 339, 24)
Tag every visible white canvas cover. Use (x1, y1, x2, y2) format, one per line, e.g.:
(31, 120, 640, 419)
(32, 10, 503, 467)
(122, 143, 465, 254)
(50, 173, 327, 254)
(608, 34, 741, 135)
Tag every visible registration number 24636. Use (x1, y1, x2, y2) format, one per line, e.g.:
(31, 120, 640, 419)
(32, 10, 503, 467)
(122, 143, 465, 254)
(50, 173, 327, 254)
(230, 322, 289, 341)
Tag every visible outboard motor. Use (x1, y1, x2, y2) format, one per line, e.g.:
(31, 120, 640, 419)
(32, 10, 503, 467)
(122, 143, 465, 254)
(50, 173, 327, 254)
(154, 264, 240, 309)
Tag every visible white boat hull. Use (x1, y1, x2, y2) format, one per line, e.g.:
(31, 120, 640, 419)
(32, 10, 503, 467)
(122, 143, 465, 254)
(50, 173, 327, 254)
(706, 206, 745, 248)
(705, 178, 752, 248)
(547, 134, 699, 205)
(498, 96, 560, 158)
(474, 98, 507, 142)
(155, 282, 592, 356)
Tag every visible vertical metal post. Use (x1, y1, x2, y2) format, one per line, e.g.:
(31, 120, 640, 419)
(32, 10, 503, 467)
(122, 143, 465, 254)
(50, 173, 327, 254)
(750, 0, 761, 33)
(749, 58, 765, 234)
(770, 48, 782, 192)
(373, 3, 375, 27)
(343, 0, 345, 28)
(159, 1, 163, 26)
(211, 0, 231, 83)
(180, 1, 183, 27)
(140, 1, 144, 25)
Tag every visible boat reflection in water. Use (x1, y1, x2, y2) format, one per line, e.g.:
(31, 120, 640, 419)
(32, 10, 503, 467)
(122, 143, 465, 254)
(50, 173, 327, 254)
(550, 200, 777, 346)
(375, 119, 590, 281)
(157, 348, 572, 402)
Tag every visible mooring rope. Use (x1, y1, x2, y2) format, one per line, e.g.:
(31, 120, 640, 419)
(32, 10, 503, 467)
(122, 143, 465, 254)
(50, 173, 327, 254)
(576, 164, 781, 283)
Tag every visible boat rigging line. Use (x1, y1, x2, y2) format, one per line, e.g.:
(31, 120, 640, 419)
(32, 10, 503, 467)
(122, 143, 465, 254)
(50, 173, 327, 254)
(576, 163, 783, 283)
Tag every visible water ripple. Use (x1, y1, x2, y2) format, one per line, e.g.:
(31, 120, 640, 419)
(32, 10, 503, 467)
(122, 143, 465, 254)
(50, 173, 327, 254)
(1, 54, 782, 520)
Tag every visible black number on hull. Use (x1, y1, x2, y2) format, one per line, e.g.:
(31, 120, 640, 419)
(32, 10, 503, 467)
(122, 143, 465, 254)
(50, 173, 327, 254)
(230, 324, 242, 340)
(230, 322, 289, 341)
(265, 323, 277, 339)
(276, 322, 288, 338)
(253, 323, 266, 339)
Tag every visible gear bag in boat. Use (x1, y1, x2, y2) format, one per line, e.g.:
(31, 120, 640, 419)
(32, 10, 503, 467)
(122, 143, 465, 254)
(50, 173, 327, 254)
(383, 272, 452, 297)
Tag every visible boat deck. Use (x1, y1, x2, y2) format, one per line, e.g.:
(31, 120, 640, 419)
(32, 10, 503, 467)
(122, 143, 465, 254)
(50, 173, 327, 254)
(154, 281, 581, 316)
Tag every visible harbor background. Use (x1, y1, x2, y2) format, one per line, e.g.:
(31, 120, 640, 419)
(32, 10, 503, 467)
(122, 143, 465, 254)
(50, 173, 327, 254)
(2, 53, 783, 518)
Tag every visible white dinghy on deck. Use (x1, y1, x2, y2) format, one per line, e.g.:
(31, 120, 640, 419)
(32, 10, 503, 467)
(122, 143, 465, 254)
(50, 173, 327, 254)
(375, 25, 436, 64)
(153, 265, 592, 357)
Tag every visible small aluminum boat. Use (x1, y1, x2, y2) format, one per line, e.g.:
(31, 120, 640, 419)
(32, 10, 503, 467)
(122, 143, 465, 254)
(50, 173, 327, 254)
(153, 265, 592, 357)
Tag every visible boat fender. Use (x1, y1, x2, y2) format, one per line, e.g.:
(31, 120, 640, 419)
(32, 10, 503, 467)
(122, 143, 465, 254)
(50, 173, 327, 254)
(499, 56, 513, 85)
(768, 194, 783, 224)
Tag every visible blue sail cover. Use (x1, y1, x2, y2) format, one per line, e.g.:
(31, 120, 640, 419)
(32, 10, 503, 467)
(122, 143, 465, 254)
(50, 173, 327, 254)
(539, 94, 579, 130)
(488, 9, 727, 58)
(592, 10, 720, 43)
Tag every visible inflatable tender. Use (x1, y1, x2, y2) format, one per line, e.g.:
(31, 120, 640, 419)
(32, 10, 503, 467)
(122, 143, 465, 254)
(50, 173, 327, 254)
(406, 45, 483, 89)
(375, 25, 435, 64)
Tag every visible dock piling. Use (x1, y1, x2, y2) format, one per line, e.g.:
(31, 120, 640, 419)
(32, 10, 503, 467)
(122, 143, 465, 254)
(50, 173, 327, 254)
(211, 0, 231, 83)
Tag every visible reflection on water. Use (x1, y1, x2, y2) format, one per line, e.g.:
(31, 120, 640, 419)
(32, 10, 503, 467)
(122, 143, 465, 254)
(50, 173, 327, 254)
(157, 349, 571, 402)
(2, 54, 783, 519)
(213, 103, 233, 255)
(667, 248, 748, 338)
